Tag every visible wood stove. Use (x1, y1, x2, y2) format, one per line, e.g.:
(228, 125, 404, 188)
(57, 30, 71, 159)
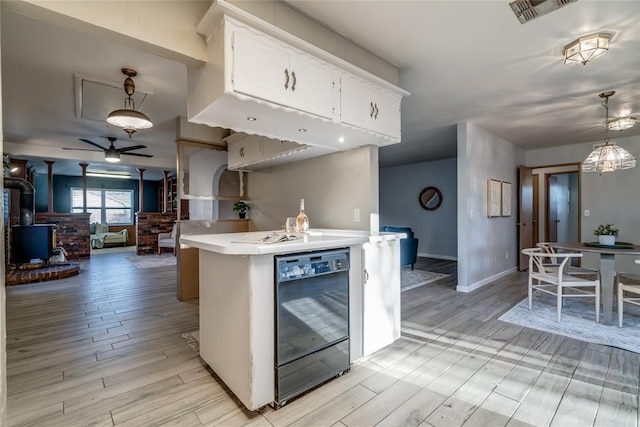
(11, 224, 55, 265)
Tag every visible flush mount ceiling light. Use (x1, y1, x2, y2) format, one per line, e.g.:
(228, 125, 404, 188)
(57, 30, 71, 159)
(106, 68, 153, 137)
(608, 116, 637, 132)
(582, 91, 636, 173)
(564, 33, 610, 65)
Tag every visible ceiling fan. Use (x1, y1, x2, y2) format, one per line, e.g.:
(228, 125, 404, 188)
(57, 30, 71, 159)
(64, 136, 153, 163)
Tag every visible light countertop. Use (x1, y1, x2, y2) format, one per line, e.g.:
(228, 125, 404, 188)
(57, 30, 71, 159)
(180, 229, 404, 255)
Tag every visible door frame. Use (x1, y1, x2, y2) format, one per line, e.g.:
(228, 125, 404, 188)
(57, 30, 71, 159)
(534, 163, 582, 244)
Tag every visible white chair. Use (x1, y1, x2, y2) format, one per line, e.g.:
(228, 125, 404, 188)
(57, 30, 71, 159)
(616, 261, 640, 327)
(157, 225, 176, 255)
(522, 247, 600, 322)
(536, 242, 599, 276)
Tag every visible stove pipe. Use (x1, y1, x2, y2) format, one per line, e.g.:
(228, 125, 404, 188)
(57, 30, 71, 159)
(4, 177, 35, 225)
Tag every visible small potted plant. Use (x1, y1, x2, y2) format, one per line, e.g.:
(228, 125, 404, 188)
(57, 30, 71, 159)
(233, 201, 250, 219)
(594, 223, 619, 245)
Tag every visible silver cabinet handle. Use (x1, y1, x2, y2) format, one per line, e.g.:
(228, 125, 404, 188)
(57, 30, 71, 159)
(284, 69, 289, 90)
(374, 103, 379, 119)
(291, 71, 296, 92)
(370, 102, 375, 118)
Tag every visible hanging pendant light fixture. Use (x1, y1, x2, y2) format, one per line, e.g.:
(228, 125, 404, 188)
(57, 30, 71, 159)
(107, 68, 153, 138)
(582, 91, 636, 173)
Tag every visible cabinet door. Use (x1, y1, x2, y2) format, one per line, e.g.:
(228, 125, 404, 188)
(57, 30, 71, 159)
(232, 30, 290, 107)
(289, 55, 335, 119)
(227, 137, 261, 169)
(340, 75, 375, 131)
(362, 241, 400, 356)
(259, 138, 303, 160)
(372, 91, 402, 139)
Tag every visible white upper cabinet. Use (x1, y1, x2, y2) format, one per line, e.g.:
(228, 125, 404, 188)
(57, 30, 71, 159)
(225, 132, 309, 171)
(341, 75, 402, 139)
(232, 28, 335, 120)
(189, 1, 409, 153)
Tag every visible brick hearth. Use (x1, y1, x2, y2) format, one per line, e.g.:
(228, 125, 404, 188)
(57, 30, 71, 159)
(6, 263, 81, 286)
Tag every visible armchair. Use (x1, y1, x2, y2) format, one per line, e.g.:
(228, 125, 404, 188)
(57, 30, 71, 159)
(380, 226, 419, 269)
(157, 225, 176, 255)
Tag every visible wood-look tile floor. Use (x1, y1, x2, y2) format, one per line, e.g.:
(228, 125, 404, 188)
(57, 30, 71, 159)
(5, 253, 640, 426)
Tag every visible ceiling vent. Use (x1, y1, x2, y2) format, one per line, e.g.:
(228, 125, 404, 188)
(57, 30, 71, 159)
(73, 75, 152, 122)
(509, 0, 579, 24)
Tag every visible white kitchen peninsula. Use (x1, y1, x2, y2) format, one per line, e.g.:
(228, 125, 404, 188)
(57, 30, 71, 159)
(180, 229, 402, 410)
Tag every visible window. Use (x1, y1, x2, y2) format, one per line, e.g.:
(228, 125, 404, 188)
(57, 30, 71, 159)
(71, 188, 134, 224)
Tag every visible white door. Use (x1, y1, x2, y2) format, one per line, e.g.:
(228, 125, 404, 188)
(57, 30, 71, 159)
(362, 240, 401, 356)
(372, 90, 402, 139)
(340, 75, 375, 131)
(232, 30, 290, 107)
(289, 54, 335, 119)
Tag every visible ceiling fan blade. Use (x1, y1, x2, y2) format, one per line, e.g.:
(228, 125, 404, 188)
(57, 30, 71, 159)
(79, 138, 108, 151)
(62, 148, 103, 152)
(122, 152, 154, 158)
(117, 145, 148, 152)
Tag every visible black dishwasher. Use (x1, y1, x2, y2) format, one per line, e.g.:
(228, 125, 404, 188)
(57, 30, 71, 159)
(274, 248, 350, 407)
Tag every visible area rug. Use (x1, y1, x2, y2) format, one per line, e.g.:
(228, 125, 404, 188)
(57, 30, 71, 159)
(499, 294, 640, 354)
(92, 246, 136, 255)
(401, 268, 450, 292)
(127, 254, 177, 269)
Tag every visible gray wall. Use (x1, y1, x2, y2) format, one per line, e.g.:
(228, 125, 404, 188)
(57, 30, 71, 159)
(527, 134, 640, 273)
(247, 146, 378, 232)
(380, 157, 457, 259)
(457, 122, 524, 291)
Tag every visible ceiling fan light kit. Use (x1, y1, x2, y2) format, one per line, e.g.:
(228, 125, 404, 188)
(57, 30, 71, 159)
(106, 68, 153, 137)
(563, 33, 610, 65)
(104, 146, 121, 163)
(582, 91, 637, 173)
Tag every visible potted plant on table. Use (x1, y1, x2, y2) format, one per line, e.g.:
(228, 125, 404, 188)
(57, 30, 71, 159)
(233, 201, 250, 219)
(594, 223, 619, 245)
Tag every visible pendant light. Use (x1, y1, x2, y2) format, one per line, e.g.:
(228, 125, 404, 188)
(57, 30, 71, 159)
(107, 68, 153, 137)
(582, 91, 636, 173)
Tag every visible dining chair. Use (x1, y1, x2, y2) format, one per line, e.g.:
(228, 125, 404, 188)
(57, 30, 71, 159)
(616, 265, 640, 327)
(522, 247, 600, 322)
(536, 242, 599, 276)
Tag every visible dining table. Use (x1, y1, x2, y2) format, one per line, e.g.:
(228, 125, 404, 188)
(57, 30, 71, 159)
(549, 242, 640, 326)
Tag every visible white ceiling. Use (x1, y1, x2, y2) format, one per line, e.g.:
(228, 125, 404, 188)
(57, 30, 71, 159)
(2, 1, 640, 176)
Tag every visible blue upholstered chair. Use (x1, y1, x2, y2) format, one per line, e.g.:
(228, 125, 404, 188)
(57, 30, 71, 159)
(380, 226, 419, 269)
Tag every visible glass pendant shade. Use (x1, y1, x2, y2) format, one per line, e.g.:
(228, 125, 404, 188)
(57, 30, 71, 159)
(107, 98, 153, 135)
(607, 117, 636, 132)
(564, 33, 610, 65)
(582, 141, 636, 173)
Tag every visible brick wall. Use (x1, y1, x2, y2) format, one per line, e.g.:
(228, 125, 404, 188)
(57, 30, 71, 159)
(136, 212, 177, 255)
(35, 213, 91, 260)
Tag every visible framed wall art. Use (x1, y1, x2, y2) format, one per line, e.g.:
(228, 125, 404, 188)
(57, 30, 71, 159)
(501, 181, 512, 216)
(487, 178, 501, 217)
(501, 181, 511, 216)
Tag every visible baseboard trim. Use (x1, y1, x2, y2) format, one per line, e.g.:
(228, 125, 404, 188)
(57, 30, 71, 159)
(457, 267, 518, 293)
(418, 253, 458, 261)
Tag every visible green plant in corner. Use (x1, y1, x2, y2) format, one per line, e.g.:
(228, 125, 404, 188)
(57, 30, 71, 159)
(594, 223, 619, 236)
(233, 201, 250, 219)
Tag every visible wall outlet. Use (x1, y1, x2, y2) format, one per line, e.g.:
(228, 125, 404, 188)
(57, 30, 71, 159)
(353, 208, 360, 222)
(584, 209, 590, 217)
(506, 251, 509, 259)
